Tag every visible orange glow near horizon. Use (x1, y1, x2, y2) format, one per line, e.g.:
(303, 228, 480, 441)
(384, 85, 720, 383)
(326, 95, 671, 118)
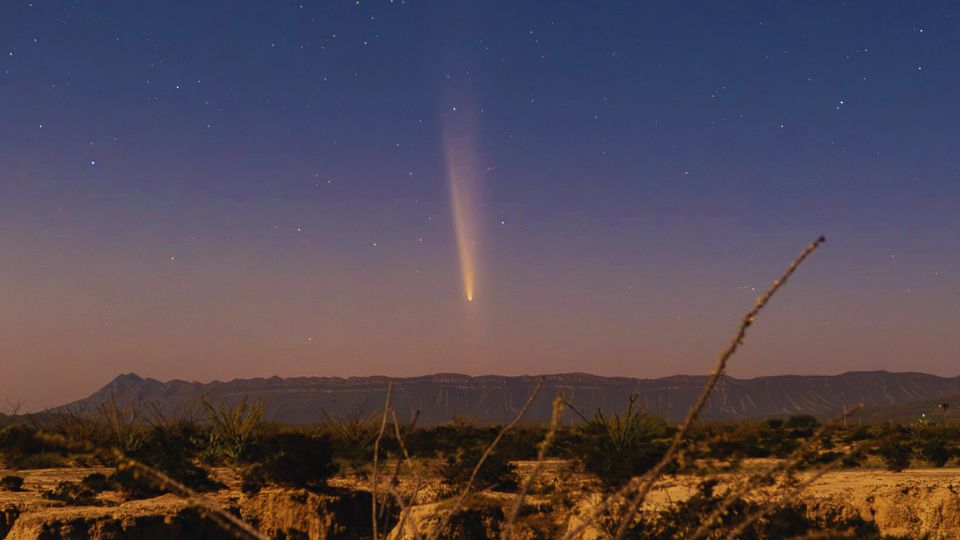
(444, 120, 482, 303)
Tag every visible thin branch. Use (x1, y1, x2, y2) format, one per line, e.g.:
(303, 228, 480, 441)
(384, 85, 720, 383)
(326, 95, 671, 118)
(389, 409, 421, 490)
(390, 408, 426, 540)
(428, 378, 545, 540)
(385, 481, 426, 540)
(502, 394, 565, 540)
(611, 236, 826, 539)
(562, 236, 825, 540)
(372, 382, 394, 540)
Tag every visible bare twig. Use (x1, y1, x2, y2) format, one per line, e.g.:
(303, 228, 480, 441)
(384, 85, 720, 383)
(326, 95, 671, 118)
(562, 236, 825, 540)
(390, 408, 427, 540)
(4, 398, 25, 416)
(502, 394, 565, 539)
(611, 236, 826, 539)
(428, 378, 545, 540)
(372, 382, 394, 540)
(389, 409, 421, 490)
(384, 481, 426, 540)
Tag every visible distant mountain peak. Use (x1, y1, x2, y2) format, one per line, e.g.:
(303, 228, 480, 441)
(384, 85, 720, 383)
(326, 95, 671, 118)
(111, 373, 144, 384)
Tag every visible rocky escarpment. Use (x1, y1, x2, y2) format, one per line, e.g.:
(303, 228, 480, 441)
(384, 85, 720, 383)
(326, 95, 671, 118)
(2, 495, 229, 539)
(2, 469, 960, 538)
(798, 469, 960, 540)
(0, 487, 379, 539)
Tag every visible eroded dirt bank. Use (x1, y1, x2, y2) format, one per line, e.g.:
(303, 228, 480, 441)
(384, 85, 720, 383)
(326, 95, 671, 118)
(2, 467, 959, 539)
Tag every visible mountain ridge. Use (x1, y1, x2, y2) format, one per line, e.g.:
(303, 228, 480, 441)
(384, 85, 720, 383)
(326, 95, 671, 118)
(54, 370, 960, 426)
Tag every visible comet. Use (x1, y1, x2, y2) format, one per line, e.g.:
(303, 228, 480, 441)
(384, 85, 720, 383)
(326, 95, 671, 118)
(443, 115, 482, 303)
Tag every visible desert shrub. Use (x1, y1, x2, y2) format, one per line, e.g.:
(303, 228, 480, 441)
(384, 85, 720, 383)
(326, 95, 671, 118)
(128, 425, 221, 493)
(17, 452, 68, 469)
(876, 436, 913, 472)
(318, 407, 382, 475)
(784, 414, 820, 437)
(43, 480, 98, 506)
(203, 398, 264, 463)
(108, 424, 221, 500)
(915, 432, 953, 467)
(240, 432, 337, 493)
(80, 472, 112, 493)
(496, 426, 550, 461)
(110, 466, 164, 499)
(842, 425, 873, 442)
(439, 444, 518, 493)
(39, 404, 106, 444)
(0, 475, 24, 491)
(407, 419, 497, 458)
(97, 396, 145, 453)
(841, 447, 867, 468)
(570, 395, 670, 490)
(0, 425, 67, 468)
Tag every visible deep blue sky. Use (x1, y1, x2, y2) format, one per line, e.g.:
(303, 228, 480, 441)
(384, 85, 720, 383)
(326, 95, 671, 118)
(2, 1, 959, 409)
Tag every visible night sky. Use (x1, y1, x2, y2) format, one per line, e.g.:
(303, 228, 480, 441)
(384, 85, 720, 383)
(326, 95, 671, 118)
(2, 2, 959, 410)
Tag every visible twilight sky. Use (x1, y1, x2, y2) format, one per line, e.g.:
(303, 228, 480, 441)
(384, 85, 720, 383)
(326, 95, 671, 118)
(2, 1, 960, 410)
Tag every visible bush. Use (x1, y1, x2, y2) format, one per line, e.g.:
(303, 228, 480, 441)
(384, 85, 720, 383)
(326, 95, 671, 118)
(110, 466, 164, 499)
(841, 447, 867, 468)
(112, 425, 222, 499)
(80, 472, 113, 493)
(320, 407, 390, 475)
(439, 444, 518, 493)
(877, 437, 913, 472)
(784, 414, 820, 437)
(916, 435, 953, 467)
(16, 452, 69, 469)
(571, 396, 670, 490)
(43, 480, 98, 506)
(0, 475, 24, 491)
(241, 432, 338, 492)
(0, 425, 66, 468)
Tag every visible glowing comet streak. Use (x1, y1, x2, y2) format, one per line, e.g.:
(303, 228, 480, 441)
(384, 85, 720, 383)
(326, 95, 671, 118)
(444, 130, 482, 303)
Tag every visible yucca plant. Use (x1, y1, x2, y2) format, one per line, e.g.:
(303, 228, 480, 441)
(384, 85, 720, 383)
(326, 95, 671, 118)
(569, 394, 671, 490)
(202, 397, 265, 463)
(319, 405, 382, 476)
